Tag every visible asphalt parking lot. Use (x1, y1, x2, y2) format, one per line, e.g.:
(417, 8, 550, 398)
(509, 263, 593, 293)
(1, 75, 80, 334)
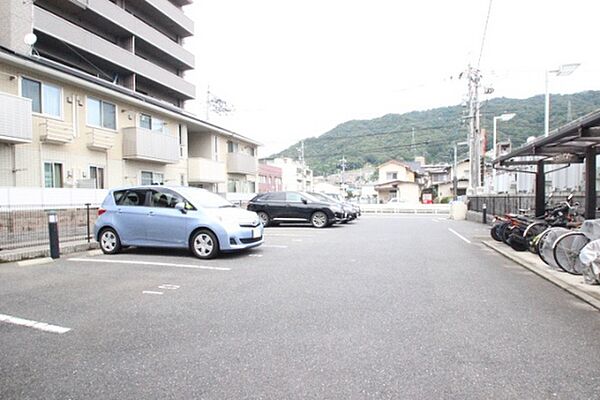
(3, 215, 600, 399)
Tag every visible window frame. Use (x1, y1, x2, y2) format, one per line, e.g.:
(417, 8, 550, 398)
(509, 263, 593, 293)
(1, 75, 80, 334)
(20, 76, 64, 120)
(140, 170, 164, 186)
(89, 165, 105, 189)
(86, 96, 117, 131)
(43, 161, 64, 188)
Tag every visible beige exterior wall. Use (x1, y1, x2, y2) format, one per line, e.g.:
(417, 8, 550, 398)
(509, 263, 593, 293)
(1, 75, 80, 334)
(378, 162, 415, 183)
(377, 182, 420, 203)
(0, 61, 188, 189)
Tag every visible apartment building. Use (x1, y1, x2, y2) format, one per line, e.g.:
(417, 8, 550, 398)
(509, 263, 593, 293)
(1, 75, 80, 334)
(260, 157, 313, 192)
(0, 0, 259, 193)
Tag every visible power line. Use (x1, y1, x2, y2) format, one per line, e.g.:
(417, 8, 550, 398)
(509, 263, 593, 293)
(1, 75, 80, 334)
(477, 0, 494, 68)
(303, 122, 463, 143)
(304, 139, 451, 160)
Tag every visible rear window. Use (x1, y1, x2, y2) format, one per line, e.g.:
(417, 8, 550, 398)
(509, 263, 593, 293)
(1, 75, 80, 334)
(267, 192, 285, 201)
(114, 189, 147, 206)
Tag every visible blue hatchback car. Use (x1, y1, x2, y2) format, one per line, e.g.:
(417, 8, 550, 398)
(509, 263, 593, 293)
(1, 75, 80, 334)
(94, 186, 264, 259)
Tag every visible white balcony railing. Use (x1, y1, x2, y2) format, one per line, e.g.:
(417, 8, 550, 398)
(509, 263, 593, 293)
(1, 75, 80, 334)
(188, 157, 227, 183)
(0, 93, 32, 144)
(227, 152, 257, 175)
(39, 119, 74, 144)
(122, 127, 179, 164)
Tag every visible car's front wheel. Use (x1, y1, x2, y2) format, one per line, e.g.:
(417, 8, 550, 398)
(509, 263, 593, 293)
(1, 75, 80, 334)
(257, 211, 271, 227)
(311, 211, 329, 228)
(190, 229, 219, 259)
(99, 228, 121, 255)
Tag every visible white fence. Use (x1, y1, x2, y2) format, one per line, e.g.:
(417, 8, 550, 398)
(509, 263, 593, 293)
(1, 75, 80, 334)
(0, 187, 108, 208)
(360, 203, 450, 215)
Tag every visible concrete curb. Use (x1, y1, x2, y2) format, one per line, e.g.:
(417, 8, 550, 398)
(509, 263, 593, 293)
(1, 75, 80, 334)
(482, 240, 600, 311)
(0, 242, 99, 263)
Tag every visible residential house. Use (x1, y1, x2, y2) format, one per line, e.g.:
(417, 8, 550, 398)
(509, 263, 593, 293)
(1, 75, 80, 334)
(374, 160, 420, 203)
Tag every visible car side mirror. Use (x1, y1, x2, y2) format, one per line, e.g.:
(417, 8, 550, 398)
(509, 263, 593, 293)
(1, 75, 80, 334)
(302, 198, 308, 204)
(175, 202, 187, 214)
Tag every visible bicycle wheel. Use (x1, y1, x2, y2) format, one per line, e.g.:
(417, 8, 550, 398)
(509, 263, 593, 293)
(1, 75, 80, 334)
(553, 232, 589, 275)
(534, 229, 551, 260)
(524, 221, 548, 253)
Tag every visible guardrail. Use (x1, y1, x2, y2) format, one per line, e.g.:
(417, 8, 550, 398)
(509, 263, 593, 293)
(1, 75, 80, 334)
(360, 204, 451, 214)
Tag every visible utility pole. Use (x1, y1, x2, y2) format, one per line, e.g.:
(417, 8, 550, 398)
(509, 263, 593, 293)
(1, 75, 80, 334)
(297, 140, 306, 190)
(466, 65, 482, 194)
(339, 156, 347, 192)
(411, 127, 416, 158)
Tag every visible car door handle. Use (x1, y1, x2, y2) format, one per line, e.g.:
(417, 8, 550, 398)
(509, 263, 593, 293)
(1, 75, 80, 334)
(148, 211, 154, 216)
(117, 208, 122, 214)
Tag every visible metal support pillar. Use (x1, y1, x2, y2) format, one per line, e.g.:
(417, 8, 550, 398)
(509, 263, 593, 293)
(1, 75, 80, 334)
(585, 147, 596, 219)
(535, 160, 545, 217)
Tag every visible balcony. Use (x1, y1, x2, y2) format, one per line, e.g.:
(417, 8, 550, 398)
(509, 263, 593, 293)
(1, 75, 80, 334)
(0, 93, 32, 144)
(122, 127, 179, 164)
(144, 0, 194, 37)
(188, 157, 227, 184)
(85, 0, 194, 69)
(34, 6, 195, 100)
(87, 128, 115, 151)
(227, 152, 257, 175)
(39, 119, 74, 144)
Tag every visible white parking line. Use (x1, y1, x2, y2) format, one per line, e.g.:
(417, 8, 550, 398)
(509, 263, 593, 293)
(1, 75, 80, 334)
(248, 254, 263, 258)
(68, 258, 231, 271)
(448, 228, 472, 244)
(157, 284, 180, 290)
(262, 245, 288, 249)
(142, 291, 164, 295)
(0, 313, 71, 334)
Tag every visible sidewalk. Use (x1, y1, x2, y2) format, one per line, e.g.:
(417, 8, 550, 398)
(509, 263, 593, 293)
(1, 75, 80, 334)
(0, 239, 98, 263)
(483, 239, 600, 311)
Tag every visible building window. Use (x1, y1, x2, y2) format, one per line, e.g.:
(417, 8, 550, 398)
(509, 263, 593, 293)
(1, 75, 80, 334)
(21, 77, 61, 117)
(227, 141, 238, 153)
(140, 113, 152, 130)
(178, 125, 184, 158)
(228, 179, 238, 192)
(140, 114, 167, 133)
(90, 166, 105, 189)
(386, 172, 398, 180)
(87, 97, 116, 130)
(44, 162, 63, 188)
(213, 135, 219, 161)
(248, 181, 256, 193)
(141, 171, 164, 185)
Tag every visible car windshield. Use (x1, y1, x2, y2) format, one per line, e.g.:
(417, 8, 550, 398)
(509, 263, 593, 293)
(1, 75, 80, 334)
(175, 187, 235, 209)
(300, 192, 323, 203)
(311, 192, 337, 203)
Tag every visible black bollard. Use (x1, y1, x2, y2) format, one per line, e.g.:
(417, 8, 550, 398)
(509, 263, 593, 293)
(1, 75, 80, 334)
(48, 210, 60, 259)
(482, 203, 487, 224)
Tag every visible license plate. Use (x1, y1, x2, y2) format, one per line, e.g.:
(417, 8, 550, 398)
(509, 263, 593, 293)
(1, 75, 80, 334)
(252, 227, 261, 238)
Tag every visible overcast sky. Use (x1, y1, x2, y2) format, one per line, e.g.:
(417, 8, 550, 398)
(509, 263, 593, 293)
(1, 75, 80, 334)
(184, 0, 600, 157)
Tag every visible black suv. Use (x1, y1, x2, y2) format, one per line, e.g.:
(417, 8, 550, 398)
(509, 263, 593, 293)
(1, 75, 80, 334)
(247, 191, 345, 228)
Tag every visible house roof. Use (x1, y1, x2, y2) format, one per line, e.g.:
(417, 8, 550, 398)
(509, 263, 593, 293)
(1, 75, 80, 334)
(378, 159, 416, 172)
(374, 179, 419, 189)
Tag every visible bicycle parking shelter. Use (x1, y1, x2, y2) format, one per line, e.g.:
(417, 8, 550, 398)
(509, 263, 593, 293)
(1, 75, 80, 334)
(493, 109, 600, 219)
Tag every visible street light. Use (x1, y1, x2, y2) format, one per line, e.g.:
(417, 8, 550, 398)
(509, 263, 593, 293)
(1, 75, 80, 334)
(545, 63, 580, 136)
(492, 113, 516, 192)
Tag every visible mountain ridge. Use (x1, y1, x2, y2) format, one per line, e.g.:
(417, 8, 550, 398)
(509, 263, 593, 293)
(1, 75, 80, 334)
(272, 91, 600, 176)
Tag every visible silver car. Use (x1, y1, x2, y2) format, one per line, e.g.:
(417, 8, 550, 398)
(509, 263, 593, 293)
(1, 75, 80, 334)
(94, 186, 263, 259)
